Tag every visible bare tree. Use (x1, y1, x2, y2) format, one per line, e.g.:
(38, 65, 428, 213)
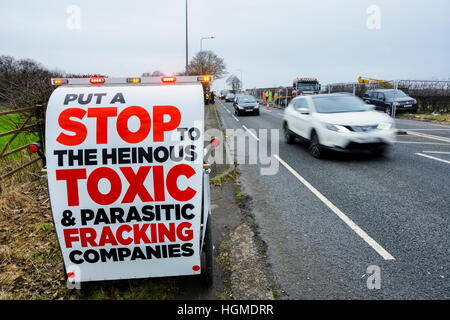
(186, 50, 227, 79)
(226, 74, 241, 92)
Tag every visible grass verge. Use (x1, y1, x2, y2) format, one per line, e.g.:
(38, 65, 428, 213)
(398, 113, 450, 124)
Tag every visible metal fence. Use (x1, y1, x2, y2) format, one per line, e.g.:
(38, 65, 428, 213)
(0, 104, 45, 180)
(325, 80, 450, 114)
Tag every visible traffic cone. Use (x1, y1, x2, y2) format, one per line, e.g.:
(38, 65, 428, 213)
(266, 103, 270, 110)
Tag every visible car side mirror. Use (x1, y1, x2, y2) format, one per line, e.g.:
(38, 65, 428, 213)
(296, 107, 309, 114)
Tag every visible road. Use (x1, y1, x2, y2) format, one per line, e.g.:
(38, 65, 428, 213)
(215, 98, 449, 299)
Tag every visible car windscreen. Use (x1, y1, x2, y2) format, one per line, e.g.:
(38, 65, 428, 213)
(296, 83, 318, 91)
(384, 90, 407, 98)
(312, 95, 369, 113)
(238, 97, 257, 104)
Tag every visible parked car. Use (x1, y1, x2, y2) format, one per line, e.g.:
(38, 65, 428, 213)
(363, 89, 418, 114)
(234, 95, 260, 116)
(225, 93, 235, 102)
(282, 93, 396, 158)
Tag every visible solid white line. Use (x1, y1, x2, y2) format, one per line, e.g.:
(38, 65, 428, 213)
(232, 115, 239, 122)
(273, 154, 395, 261)
(415, 153, 450, 164)
(394, 141, 450, 146)
(399, 128, 450, 131)
(407, 131, 450, 143)
(422, 151, 450, 155)
(242, 125, 260, 141)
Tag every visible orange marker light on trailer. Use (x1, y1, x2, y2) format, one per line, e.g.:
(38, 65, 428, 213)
(161, 76, 176, 83)
(197, 76, 211, 82)
(53, 79, 68, 85)
(89, 76, 105, 84)
(127, 77, 141, 84)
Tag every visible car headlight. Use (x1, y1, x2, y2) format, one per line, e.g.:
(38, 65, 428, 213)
(255, 103, 259, 108)
(325, 124, 351, 133)
(392, 102, 399, 106)
(238, 106, 243, 109)
(377, 122, 392, 130)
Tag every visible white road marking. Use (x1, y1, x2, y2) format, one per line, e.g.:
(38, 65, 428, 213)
(232, 115, 240, 122)
(399, 128, 450, 131)
(415, 153, 450, 164)
(407, 131, 450, 143)
(422, 151, 450, 155)
(394, 141, 450, 146)
(273, 154, 395, 261)
(242, 125, 260, 141)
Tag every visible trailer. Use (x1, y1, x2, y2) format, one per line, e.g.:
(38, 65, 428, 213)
(42, 75, 214, 287)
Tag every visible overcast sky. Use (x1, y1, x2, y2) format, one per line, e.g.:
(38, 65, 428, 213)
(1, 0, 449, 90)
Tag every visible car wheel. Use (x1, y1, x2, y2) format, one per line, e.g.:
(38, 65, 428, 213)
(309, 131, 323, 158)
(385, 105, 392, 116)
(283, 122, 294, 144)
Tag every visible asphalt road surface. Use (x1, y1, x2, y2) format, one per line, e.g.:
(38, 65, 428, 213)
(215, 99, 449, 299)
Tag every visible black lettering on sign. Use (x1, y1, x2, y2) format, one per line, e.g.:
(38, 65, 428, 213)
(110, 93, 126, 104)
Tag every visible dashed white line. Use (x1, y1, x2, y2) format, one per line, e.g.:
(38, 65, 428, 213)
(242, 125, 260, 141)
(232, 115, 239, 122)
(415, 153, 450, 164)
(273, 154, 395, 261)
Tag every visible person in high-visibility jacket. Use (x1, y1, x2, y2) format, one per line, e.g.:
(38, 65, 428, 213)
(268, 91, 272, 103)
(263, 91, 266, 102)
(205, 92, 210, 105)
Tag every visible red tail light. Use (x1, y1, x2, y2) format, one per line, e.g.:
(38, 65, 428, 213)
(211, 138, 219, 147)
(29, 144, 39, 153)
(161, 76, 176, 83)
(90, 76, 105, 84)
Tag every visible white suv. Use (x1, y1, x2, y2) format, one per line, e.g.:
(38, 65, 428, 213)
(282, 93, 396, 158)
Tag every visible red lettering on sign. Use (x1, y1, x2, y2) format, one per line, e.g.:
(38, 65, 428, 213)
(56, 168, 87, 206)
(153, 106, 181, 142)
(56, 108, 87, 146)
(166, 164, 196, 201)
(116, 106, 151, 143)
(116, 224, 133, 245)
(120, 166, 153, 203)
(63, 228, 79, 248)
(87, 107, 117, 144)
(87, 167, 122, 205)
(56, 164, 196, 206)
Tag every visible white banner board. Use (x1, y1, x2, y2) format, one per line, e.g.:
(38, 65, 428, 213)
(45, 84, 204, 281)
